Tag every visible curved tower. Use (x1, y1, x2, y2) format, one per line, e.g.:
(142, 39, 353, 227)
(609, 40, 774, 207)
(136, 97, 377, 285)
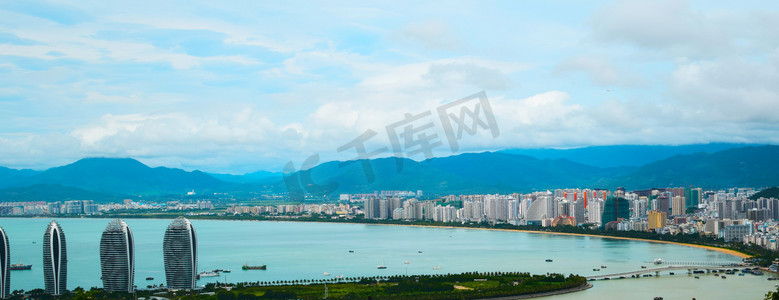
(163, 217, 197, 289)
(100, 219, 135, 293)
(0, 227, 9, 299)
(43, 221, 67, 295)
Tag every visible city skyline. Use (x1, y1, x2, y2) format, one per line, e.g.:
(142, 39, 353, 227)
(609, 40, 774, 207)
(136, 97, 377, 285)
(0, 1, 778, 173)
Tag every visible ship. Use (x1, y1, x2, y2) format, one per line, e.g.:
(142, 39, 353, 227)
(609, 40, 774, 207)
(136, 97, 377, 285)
(242, 264, 267, 270)
(198, 271, 220, 277)
(10, 263, 32, 270)
(146, 277, 154, 280)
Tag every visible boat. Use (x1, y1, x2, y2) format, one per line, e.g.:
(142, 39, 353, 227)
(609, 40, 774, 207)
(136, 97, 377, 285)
(433, 266, 441, 270)
(641, 266, 647, 269)
(601, 265, 607, 268)
(404, 261, 410, 264)
(198, 271, 219, 277)
(694, 276, 700, 279)
(10, 263, 32, 270)
(545, 259, 553, 262)
(653, 258, 663, 265)
(739, 273, 745, 276)
(221, 269, 231, 273)
(754, 271, 764, 276)
(242, 264, 267, 270)
(335, 275, 343, 279)
(721, 276, 727, 279)
(418, 251, 423, 253)
(324, 272, 330, 276)
(146, 277, 154, 280)
(349, 250, 354, 253)
(377, 265, 387, 269)
(593, 268, 600, 271)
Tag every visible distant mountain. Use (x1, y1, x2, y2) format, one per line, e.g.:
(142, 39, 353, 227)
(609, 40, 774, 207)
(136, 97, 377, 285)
(16, 157, 230, 195)
(288, 146, 779, 195)
(751, 187, 779, 200)
(500, 143, 753, 167)
(0, 184, 124, 203)
(0, 166, 40, 188)
(284, 152, 629, 195)
(610, 146, 779, 189)
(208, 170, 281, 183)
(1, 145, 777, 202)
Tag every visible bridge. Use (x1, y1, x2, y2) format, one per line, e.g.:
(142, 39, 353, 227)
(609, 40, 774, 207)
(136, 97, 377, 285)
(587, 264, 747, 281)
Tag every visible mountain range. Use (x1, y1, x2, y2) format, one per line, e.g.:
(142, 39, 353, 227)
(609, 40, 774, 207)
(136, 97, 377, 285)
(0, 144, 777, 202)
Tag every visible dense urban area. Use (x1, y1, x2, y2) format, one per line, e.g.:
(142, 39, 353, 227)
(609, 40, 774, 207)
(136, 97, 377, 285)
(4, 186, 779, 252)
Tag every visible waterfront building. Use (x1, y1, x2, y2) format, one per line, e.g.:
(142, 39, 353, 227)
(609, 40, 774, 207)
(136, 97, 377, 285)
(163, 217, 197, 289)
(0, 227, 9, 299)
(601, 196, 630, 229)
(648, 210, 667, 230)
(43, 221, 67, 296)
(99, 219, 135, 293)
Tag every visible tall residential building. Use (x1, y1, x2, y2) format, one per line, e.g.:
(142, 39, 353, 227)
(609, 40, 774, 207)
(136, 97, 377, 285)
(648, 210, 667, 230)
(0, 227, 9, 299)
(43, 220, 67, 296)
(163, 217, 197, 290)
(601, 196, 630, 229)
(100, 219, 135, 293)
(672, 196, 686, 216)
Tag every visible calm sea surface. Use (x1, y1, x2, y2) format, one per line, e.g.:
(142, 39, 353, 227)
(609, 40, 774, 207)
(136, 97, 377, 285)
(1, 218, 775, 299)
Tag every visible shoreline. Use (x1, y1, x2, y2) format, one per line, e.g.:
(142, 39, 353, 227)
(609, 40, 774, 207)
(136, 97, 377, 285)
(353, 222, 752, 259)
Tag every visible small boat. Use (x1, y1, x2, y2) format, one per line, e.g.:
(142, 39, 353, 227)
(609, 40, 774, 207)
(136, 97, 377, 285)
(601, 265, 607, 268)
(10, 263, 32, 271)
(694, 276, 700, 279)
(418, 251, 423, 253)
(324, 272, 330, 276)
(593, 268, 600, 271)
(669, 272, 674, 275)
(221, 269, 231, 273)
(754, 271, 764, 276)
(335, 275, 343, 279)
(377, 265, 387, 269)
(641, 266, 647, 269)
(433, 266, 441, 270)
(349, 250, 354, 253)
(242, 264, 267, 270)
(146, 277, 154, 281)
(653, 258, 663, 265)
(739, 273, 745, 276)
(715, 274, 720, 277)
(545, 259, 553, 262)
(721, 276, 727, 279)
(404, 261, 410, 264)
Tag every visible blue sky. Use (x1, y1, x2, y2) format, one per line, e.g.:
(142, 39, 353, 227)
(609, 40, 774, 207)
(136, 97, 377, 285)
(0, 0, 778, 173)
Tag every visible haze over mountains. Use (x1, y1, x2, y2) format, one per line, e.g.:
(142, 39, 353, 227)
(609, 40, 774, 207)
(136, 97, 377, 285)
(0, 144, 776, 202)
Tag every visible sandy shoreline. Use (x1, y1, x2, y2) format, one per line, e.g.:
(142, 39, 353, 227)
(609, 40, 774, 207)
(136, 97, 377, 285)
(353, 222, 752, 259)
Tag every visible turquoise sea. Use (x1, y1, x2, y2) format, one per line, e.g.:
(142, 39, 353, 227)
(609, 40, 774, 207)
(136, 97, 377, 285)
(1, 218, 775, 299)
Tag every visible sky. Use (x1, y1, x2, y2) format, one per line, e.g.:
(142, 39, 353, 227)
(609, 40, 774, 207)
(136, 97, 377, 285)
(1, 1, 778, 174)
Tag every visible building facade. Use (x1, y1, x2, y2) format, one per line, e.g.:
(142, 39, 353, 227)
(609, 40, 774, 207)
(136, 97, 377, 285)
(0, 227, 9, 299)
(99, 219, 135, 293)
(163, 217, 197, 289)
(43, 221, 67, 296)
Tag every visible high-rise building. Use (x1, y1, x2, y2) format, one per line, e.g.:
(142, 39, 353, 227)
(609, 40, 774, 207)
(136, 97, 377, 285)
(43, 221, 67, 296)
(100, 219, 135, 293)
(648, 210, 667, 230)
(163, 217, 197, 290)
(601, 196, 630, 229)
(0, 227, 9, 299)
(672, 196, 686, 216)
